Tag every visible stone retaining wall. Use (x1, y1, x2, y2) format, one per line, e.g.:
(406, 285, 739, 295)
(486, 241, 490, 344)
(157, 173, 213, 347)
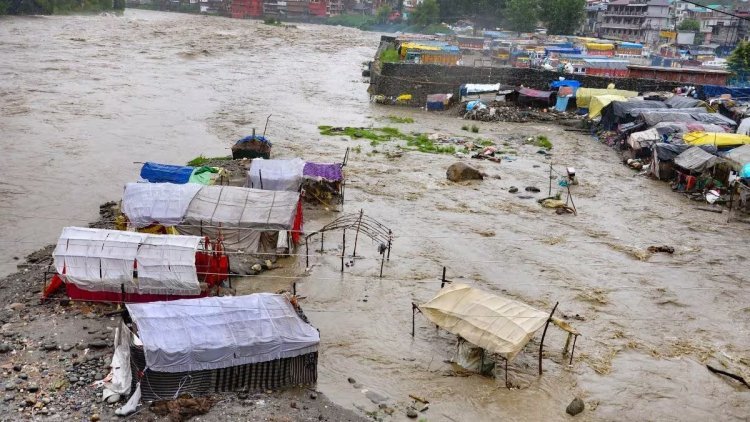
(369, 62, 694, 105)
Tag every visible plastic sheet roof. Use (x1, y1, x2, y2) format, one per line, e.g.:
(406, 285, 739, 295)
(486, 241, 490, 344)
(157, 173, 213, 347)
(127, 294, 320, 373)
(419, 283, 549, 361)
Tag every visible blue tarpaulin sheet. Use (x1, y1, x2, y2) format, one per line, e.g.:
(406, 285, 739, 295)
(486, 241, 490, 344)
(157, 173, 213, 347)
(550, 80, 581, 89)
(544, 48, 581, 56)
(701, 85, 750, 100)
(140, 162, 194, 184)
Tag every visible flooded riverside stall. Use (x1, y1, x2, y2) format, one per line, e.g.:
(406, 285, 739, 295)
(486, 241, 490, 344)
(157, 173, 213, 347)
(1, 10, 749, 422)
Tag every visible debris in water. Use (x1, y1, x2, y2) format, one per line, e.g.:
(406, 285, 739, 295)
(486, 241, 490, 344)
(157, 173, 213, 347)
(647, 245, 675, 254)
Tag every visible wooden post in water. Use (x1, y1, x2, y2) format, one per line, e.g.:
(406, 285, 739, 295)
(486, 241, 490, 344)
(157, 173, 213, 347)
(352, 209, 363, 257)
(341, 229, 346, 272)
(305, 237, 309, 268)
(441, 266, 447, 288)
(569, 335, 578, 365)
(548, 162, 553, 197)
(387, 230, 392, 260)
(538, 302, 559, 376)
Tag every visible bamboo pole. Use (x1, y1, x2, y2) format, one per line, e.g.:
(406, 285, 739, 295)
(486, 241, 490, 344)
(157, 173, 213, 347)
(538, 302, 559, 376)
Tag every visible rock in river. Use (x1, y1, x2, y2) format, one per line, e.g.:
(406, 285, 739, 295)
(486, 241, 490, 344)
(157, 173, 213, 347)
(446, 162, 484, 182)
(566, 397, 584, 416)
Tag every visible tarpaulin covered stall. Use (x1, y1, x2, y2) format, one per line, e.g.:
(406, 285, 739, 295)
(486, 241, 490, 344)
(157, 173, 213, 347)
(723, 144, 750, 170)
(231, 135, 272, 160)
(639, 110, 736, 127)
(588, 95, 627, 118)
(650, 143, 719, 180)
(176, 186, 303, 253)
(115, 294, 319, 405)
(683, 132, 750, 148)
(599, 100, 667, 130)
(627, 128, 662, 150)
(139, 162, 225, 186)
(122, 183, 203, 229)
(665, 96, 706, 109)
(459, 84, 501, 97)
(652, 122, 729, 135)
(576, 88, 638, 109)
(674, 147, 722, 173)
(511, 88, 555, 107)
(419, 283, 550, 361)
(48, 227, 227, 302)
(246, 158, 306, 191)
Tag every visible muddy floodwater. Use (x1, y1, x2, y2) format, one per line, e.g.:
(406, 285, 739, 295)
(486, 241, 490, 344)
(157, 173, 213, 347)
(2, 10, 749, 421)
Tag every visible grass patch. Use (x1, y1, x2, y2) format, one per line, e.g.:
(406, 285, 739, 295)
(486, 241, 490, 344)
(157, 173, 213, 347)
(478, 139, 495, 146)
(187, 155, 231, 167)
(471, 125, 479, 133)
(319, 125, 455, 154)
(461, 125, 469, 131)
(263, 17, 281, 25)
(380, 47, 400, 63)
(534, 135, 553, 149)
(386, 115, 414, 124)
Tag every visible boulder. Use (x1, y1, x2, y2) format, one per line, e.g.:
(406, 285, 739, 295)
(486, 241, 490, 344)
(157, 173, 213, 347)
(446, 162, 484, 182)
(566, 397, 584, 416)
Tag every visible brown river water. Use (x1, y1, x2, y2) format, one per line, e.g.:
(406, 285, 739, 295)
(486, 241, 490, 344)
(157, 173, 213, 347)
(2, 10, 749, 421)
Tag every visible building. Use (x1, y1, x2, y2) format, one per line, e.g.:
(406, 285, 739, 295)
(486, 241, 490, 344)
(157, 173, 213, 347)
(627, 64, 730, 85)
(583, 2, 606, 36)
(691, 6, 740, 49)
(599, 0, 672, 45)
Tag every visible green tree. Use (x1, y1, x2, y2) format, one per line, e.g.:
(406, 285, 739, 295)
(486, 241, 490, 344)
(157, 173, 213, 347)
(728, 41, 750, 79)
(376, 5, 390, 24)
(540, 0, 585, 35)
(678, 18, 700, 32)
(411, 0, 439, 26)
(505, 0, 537, 32)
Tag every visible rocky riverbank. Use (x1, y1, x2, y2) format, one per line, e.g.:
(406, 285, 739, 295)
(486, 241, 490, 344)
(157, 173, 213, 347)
(0, 205, 365, 421)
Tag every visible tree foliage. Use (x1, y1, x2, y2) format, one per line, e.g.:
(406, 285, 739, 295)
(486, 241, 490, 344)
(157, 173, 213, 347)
(437, 0, 505, 28)
(376, 5, 390, 24)
(411, 0, 439, 26)
(505, 0, 537, 32)
(728, 41, 750, 75)
(678, 18, 700, 32)
(539, 0, 585, 35)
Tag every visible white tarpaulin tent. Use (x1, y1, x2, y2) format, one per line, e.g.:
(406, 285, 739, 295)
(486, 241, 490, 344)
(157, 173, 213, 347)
(176, 185, 300, 252)
(122, 182, 202, 228)
(419, 283, 549, 361)
(246, 158, 306, 191)
(53, 227, 203, 295)
(126, 294, 320, 373)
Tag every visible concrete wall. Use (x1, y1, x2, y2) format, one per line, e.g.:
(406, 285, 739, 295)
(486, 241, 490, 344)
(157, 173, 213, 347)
(369, 62, 692, 105)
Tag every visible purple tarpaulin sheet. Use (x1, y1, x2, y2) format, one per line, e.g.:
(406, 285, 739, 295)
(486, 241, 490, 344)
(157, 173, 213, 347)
(303, 162, 343, 182)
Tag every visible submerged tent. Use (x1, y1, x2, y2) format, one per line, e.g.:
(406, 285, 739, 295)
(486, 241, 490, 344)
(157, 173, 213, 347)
(683, 132, 750, 148)
(674, 147, 722, 172)
(627, 128, 662, 150)
(116, 294, 319, 404)
(419, 283, 550, 361)
(246, 158, 306, 191)
(50, 227, 227, 302)
(176, 185, 303, 253)
(639, 110, 735, 127)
